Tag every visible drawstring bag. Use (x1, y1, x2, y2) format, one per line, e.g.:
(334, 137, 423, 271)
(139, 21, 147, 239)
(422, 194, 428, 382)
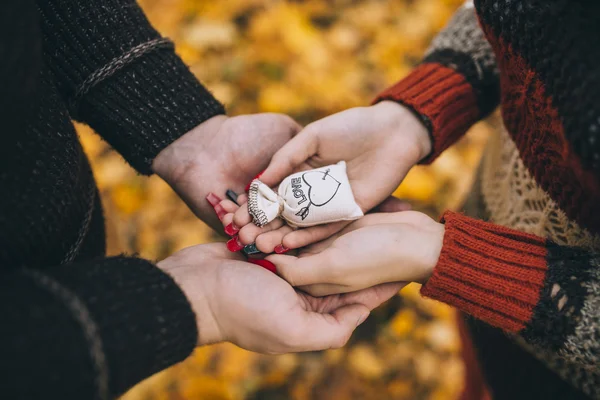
(247, 161, 363, 228)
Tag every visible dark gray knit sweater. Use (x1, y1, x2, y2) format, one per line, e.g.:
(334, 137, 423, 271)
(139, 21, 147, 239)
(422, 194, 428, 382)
(0, 0, 225, 398)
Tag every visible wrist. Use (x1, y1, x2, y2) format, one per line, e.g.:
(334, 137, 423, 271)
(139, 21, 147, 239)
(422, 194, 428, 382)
(387, 219, 444, 285)
(152, 115, 231, 229)
(152, 114, 229, 182)
(156, 258, 225, 347)
(419, 222, 445, 284)
(372, 101, 432, 162)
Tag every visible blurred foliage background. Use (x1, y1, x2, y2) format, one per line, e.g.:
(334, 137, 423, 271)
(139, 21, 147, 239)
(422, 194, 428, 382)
(77, 0, 493, 398)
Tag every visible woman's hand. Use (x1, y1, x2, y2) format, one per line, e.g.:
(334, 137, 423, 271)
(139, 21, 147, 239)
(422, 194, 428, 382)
(209, 190, 412, 255)
(266, 211, 444, 297)
(257, 101, 431, 250)
(157, 243, 404, 354)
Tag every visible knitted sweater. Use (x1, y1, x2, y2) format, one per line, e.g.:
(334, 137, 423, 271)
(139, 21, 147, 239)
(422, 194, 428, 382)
(376, 1, 600, 398)
(1, 0, 225, 398)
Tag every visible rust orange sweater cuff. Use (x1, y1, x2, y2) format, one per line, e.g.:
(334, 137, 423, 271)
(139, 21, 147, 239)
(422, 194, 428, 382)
(373, 63, 480, 163)
(421, 211, 548, 332)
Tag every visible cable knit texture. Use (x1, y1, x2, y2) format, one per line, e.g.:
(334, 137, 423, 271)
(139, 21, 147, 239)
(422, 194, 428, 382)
(0, 0, 225, 398)
(377, 0, 600, 398)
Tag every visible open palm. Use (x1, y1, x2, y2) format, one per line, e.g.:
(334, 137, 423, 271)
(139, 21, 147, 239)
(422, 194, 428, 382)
(159, 243, 403, 354)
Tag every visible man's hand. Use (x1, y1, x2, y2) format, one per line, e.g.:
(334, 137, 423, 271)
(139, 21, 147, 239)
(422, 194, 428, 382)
(152, 114, 301, 231)
(257, 101, 431, 250)
(157, 243, 403, 354)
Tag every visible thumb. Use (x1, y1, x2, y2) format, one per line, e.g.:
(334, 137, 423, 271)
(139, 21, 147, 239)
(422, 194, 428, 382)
(267, 253, 332, 287)
(298, 304, 369, 351)
(260, 128, 319, 187)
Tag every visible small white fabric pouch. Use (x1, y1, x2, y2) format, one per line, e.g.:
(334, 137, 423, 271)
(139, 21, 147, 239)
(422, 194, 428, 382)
(247, 161, 363, 228)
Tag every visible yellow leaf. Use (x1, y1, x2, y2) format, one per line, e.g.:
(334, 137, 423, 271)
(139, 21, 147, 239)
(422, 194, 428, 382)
(348, 345, 384, 379)
(393, 167, 438, 202)
(390, 309, 417, 337)
(179, 376, 233, 400)
(111, 184, 146, 215)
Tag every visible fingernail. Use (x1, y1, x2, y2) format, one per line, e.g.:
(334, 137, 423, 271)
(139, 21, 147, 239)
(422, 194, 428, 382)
(207, 193, 227, 220)
(248, 258, 277, 274)
(242, 243, 261, 256)
(274, 244, 290, 254)
(206, 192, 222, 207)
(224, 223, 239, 236)
(226, 189, 239, 206)
(357, 312, 370, 327)
(244, 171, 265, 192)
(226, 236, 244, 252)
(214, 204, 227, 221)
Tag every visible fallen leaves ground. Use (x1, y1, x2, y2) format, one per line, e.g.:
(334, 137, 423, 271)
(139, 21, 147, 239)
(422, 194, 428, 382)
(78, 0, 493, 398)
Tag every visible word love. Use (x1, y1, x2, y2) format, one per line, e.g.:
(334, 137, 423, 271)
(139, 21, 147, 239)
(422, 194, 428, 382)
(291, 177, 308, 205)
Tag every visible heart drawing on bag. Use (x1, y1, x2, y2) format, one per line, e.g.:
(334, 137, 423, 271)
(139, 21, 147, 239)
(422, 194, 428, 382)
(294, 168, 341, 220)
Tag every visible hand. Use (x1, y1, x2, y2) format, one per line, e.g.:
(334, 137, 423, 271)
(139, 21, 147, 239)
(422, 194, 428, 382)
(266, 211, 444, 297)
(210, 191, 411, 255)
(152, 114, 301, 231)
(257, 101, 431, 250)
(157, 243, 404, 354)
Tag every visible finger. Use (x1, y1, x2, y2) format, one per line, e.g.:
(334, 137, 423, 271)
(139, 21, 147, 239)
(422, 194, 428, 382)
(267, 251, 336, 287)
(234, 193, 248, 206)
(226, 235, 245, 252)
(231, 203, 253, 233)
(255, 225, 295, 254)
(219, 200, 239, 214)
(259, 128, 318, 187)
(281, 221, 349, 250)
(371, 196, 412, 213)
(306, 282, 406, 313)
(218, 199, 240, 234)
(339, 282, 406, 310)
(221, 213, 235, 228)
(295, 304, 369, 351)
(220, 195, 247, 233)
(299, 283, 351, 297)
(206, 193, 226, 221)
(238, 218, 285, 245)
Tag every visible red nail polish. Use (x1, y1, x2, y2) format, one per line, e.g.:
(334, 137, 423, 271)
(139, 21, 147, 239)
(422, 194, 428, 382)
(226, 236, 244, 252)
(206, 193, 222, 207)
(207, 193, 227, 220)
(274, 244, 290, 254)
(248, 258, 277, 274)
(214, 204, 227, 221)
(224, 223, 239, 236)
(244, 170, 265, 192)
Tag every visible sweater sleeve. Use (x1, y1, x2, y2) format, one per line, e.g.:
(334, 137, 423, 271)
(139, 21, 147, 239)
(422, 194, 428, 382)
(422, 211, 600, 373)
(0, 256, 197, 399)
(373, 1, 500, 163)
(36, 0, 226, 174)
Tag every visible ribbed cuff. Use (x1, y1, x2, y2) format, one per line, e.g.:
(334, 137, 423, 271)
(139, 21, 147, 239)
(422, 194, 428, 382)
(421, 211, 549, 332)
(44, 256, 198, 397)
(79, 49, 225, 174)
(373, 63, 480, 164)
